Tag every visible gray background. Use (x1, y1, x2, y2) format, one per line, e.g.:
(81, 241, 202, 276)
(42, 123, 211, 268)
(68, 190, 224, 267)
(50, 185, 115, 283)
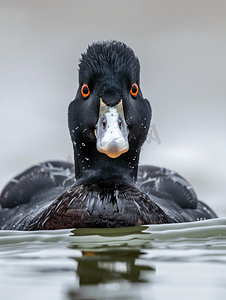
(0, 0, 225, 216)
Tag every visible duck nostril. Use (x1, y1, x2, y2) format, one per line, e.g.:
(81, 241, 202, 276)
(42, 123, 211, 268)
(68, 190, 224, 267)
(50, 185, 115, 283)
(119, 120, 122, 128)
(102, 121, 106, 129)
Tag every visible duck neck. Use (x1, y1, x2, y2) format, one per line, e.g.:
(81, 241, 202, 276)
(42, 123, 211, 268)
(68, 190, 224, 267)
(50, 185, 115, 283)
(73, 141, 140, 186)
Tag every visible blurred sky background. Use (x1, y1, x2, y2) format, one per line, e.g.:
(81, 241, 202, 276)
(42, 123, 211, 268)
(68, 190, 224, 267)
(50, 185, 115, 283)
(0, 0, 225, 216)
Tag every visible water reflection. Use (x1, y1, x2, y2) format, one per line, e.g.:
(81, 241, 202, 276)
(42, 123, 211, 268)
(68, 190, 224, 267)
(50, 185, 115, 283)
(65, 226, 155, 299)
(73, 250, 155, 285)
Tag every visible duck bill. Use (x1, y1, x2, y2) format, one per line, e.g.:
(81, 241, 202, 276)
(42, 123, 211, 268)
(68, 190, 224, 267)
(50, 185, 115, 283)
(95, 99, 129, 158)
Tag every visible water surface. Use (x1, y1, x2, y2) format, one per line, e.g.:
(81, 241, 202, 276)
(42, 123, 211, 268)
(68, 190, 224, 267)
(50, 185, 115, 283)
(0, 218, 226, 300)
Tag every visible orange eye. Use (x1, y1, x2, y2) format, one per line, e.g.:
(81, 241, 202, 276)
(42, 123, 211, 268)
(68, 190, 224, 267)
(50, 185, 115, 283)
(130, 83, 139, 97)
(81, 84, 90, 98)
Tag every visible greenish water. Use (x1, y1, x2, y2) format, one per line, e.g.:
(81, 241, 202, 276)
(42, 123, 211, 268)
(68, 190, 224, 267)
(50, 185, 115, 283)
(0, 218, 226, 300)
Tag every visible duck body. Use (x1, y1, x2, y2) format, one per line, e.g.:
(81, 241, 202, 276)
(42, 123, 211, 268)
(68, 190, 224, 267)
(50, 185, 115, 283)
(0, 162, 216, 230)
(0, 41, 217, 230)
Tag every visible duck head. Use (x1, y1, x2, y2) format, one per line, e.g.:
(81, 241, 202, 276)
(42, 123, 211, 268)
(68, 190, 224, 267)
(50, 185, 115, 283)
(68, 41, 152, 183)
